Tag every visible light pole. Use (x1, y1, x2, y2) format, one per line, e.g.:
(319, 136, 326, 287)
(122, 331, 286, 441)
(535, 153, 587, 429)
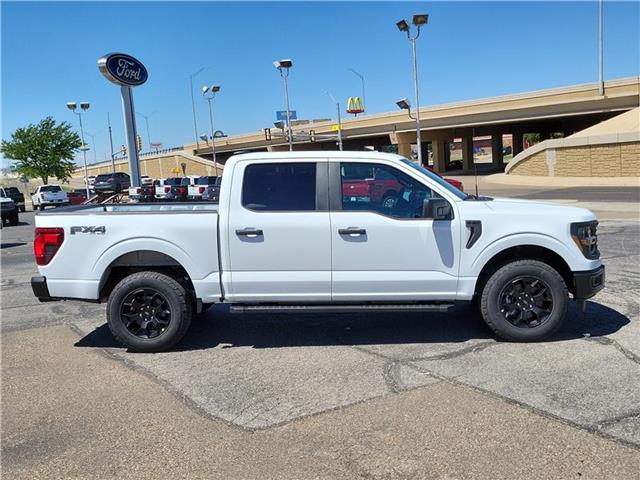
(189, 67, 206, 150)
(107, 112, 116, 173)
(274, 59, 294, 151)
(348, 68, 366, 111)
(86, 132, 99, 163)
(202, 85, 221, 176)
(396, 14, 428, 165)
(136, 110, 156, 151)
(324, 91, 343, 151)
(66, 101, 91, 197)
(598, 0, 604, 96)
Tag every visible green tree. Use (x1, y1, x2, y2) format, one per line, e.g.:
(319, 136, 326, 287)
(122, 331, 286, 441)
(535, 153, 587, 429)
(0, 117, 81, 184)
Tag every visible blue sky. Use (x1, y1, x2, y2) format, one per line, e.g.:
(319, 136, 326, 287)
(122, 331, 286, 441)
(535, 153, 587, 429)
(2, 1, 639, 167)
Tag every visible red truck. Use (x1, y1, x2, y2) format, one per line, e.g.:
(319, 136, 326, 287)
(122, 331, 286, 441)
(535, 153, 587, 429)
(342, 165, 463, 208)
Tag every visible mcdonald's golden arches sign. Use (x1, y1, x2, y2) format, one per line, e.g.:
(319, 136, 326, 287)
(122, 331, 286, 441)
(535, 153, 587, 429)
(346, 96, 364, 115)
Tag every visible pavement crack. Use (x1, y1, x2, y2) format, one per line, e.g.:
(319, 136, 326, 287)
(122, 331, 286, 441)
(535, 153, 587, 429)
(596, 409, 640, 429)
(583, 336, 640, 366)
(382, 360, 402, 394)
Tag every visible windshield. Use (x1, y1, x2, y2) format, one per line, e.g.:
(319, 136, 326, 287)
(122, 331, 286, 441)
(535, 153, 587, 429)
(40, 185, 62, 192)
(165, 178, 182, 186)
(400, 158, 466, 200)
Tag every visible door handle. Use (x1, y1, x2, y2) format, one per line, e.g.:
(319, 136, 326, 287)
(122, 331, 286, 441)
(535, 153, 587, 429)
(338, 227, 367, 236)
(236, 228, 263, 237)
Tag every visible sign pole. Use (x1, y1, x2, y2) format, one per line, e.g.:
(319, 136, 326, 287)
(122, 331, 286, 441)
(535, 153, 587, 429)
(120, 86, 141, 187)
(98, 52, 148, 190)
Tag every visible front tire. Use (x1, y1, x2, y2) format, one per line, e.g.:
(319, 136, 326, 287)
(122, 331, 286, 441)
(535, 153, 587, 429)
(107, 271, 192, 352)
(480, 260, 568, 342)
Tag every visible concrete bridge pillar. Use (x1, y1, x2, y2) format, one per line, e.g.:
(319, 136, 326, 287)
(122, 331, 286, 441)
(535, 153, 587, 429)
(491, 134, 503, 165)
(389, 131, 415, 159)
(462, 136, 474, 171)
(431, 139, 448, 173)
(512, 132, 524, 156)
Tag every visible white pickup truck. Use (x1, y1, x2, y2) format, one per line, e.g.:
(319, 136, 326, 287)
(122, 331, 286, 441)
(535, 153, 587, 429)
(31, 184, 69, 210)
(31, 152, 604, 352)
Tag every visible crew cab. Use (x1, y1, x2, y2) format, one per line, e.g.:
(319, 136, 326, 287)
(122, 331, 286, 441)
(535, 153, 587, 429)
(31, 185, 69, 210)
(31, 152, 604, 352)
(187, 176, 221, 201)
(3, 187, 26, 212)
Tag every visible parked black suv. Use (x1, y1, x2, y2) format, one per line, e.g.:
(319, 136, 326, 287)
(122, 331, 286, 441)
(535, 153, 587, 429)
(93, 172, 131, 194)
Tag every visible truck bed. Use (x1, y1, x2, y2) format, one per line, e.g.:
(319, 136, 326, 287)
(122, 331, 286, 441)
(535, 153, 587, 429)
(35, 202, 221, 303)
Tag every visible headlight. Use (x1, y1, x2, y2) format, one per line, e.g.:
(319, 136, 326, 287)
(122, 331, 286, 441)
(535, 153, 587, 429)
(571, 221, 599, 259)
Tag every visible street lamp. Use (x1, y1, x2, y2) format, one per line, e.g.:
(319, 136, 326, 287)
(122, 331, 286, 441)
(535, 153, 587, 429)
(86, 132, 99, 163)
(274, 59, 294, 151)
(396, 13, 428, 165)
(189, 67, 206, 150)
(202, 84, 221, 176)
(348, 68, 366, 111)
(67, 101, 91, 197)
(136, 110, 156, 151)
(324, 90, 343, 151)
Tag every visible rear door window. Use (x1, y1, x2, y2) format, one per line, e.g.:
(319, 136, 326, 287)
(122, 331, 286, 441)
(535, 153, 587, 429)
(242, 163, 316, 211)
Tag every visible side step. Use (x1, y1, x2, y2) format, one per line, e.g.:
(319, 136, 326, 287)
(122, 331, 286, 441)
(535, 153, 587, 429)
(230, 303, 454, 314)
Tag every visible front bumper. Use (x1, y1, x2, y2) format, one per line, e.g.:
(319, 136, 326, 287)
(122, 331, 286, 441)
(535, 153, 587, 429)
(573, 265, 605, 300)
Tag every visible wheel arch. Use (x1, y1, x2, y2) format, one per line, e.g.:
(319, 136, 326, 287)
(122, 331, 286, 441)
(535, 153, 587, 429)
(98, 250, 195, 301)
(474, 244, 574, 298)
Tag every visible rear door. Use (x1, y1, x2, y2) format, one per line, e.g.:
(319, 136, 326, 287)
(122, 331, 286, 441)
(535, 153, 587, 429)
(225, 159, 331, 302)
(329, 160, 461, 301)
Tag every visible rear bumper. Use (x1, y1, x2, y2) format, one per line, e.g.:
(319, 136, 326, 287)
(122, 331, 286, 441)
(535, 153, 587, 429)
(31, 276, 56, 302)
(573, 265, 605, 300)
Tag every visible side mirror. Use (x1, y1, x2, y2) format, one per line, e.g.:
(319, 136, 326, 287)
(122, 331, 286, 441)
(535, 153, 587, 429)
(423, 198, 453, 220)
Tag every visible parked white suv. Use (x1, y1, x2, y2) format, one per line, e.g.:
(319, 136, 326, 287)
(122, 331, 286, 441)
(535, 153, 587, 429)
(31, 185, 69, 210)
(31, 152, 604, 352)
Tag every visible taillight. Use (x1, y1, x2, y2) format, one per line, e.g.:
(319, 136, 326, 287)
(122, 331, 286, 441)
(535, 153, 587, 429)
(179, 186, 187, 194)
(40, 193, 45, 199)
(135, 187, 141, 194)
(34, 227, 64, 266)
(164, 186, 170, 193)
(199, 187, 205, 194)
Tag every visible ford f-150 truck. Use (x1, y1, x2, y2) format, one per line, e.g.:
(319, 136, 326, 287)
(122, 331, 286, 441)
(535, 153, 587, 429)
(31, 184, 69, 210)
(31, 152, 604, 352)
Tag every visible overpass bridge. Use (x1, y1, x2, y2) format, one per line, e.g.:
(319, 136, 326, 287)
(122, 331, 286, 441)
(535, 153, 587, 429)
(191, 77, 640, 174)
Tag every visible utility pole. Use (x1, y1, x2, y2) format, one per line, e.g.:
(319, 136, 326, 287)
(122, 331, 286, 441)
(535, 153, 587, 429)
(598, 0, 605, 96)
(107, 112, 115, 173)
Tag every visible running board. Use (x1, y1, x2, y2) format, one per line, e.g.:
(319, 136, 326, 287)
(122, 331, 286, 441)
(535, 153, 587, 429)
(230, 303, 454, 314)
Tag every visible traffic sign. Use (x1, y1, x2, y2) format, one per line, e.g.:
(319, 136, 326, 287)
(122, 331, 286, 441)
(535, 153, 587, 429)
(276, 110, 297, 121)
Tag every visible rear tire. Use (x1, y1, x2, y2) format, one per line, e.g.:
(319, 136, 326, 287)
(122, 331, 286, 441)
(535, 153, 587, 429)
(107, 271, 192, 352)
(480, 260, 568, 342)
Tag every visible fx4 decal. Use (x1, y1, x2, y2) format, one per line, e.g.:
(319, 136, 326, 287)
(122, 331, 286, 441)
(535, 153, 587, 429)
(70, 226, 106, 235)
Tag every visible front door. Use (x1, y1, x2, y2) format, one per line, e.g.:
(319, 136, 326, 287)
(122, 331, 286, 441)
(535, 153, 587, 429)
(226, 160, 331, 302)
(330, 161, 460, 301)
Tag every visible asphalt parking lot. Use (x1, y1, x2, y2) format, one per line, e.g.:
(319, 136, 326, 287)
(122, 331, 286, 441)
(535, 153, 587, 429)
(2, 190, 639, 478)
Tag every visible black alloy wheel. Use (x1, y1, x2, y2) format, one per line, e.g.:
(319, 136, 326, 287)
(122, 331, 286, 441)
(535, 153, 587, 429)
(498, 276, 553, 328)
(120, 288, 172, 339)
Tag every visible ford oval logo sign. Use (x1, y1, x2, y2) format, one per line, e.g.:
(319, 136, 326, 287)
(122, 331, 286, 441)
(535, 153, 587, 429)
(98, 53, 148, 87)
